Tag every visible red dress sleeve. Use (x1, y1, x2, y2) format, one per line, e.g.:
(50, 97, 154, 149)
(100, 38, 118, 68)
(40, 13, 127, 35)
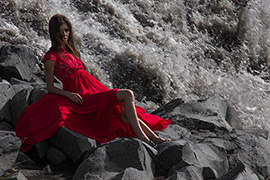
(43, 50, 57, 64)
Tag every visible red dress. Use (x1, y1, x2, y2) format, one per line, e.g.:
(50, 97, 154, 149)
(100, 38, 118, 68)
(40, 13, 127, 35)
(15, 48, 171, 152)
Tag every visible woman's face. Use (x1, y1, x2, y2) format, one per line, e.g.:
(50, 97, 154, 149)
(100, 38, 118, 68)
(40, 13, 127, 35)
(59, 23, 70, 43)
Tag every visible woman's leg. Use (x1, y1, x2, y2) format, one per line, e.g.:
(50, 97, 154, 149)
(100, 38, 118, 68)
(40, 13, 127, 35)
(116, 89, 170, 145)
(116, 89, 154, 146)
(138, 119, 170, 144)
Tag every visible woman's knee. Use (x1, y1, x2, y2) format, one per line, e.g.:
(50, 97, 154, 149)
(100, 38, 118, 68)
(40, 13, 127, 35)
(117, 89, 134, 101)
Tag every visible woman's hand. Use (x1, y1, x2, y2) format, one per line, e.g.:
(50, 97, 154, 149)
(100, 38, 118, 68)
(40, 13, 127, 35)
(66, 92, 84, 105)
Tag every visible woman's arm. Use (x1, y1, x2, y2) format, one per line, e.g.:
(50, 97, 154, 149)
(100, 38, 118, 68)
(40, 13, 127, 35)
(44, 60, 84, 105)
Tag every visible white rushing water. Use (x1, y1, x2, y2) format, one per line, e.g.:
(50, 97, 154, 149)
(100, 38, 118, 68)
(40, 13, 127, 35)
(1, 0, 270, 130)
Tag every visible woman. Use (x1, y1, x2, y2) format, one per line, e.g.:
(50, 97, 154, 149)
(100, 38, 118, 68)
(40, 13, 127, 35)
(15, 14, 171, 152)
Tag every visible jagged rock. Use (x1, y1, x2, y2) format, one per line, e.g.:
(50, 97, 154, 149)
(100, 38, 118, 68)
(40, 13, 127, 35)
(235, 132, 270, 178)
(72, 137, 157, 180)
(32, 140, 50, 161)
(0, 82, 34, 127)
(167, 164, 218, 180)
(0, 121, 13, 131)
(11, 87, 32, 126)
(202, 138, 238, 154)
(0, 131, 21, 176)
(151, 98, 185, 117)
(0, 45, 38, 82)
(14, 150, 40, 170)
(29, 85, 47, 104)
(156, 140, 228, 177)
(48, 127, 97, 164)
(243, 128, 269, 139)
(46, 147, 68, 166)
(166, 165, 204, 180)
(182, 142, 229, 177)
(202, 167, 218, 179)
(216, 162, 259, 180)
(156, 95, 242, 132)
(225, 100, 243, 130)
(0, 80, 15, 126)
(155, 140, 188, 175)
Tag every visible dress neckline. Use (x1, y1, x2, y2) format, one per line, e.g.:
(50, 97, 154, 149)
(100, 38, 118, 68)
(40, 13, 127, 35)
(57, 47, 67, 52)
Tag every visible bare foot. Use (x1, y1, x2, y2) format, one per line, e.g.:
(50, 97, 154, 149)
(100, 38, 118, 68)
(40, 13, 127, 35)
(153, 137, 171, 144)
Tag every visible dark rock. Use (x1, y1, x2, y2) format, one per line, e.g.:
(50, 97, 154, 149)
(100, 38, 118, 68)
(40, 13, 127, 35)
(235, 132, 270, 178)
(29, 85, 47, 104)
(0, 121, 13, 131)
(32, 140, 50, 161)
(155, 140, 188, 176)
(11, 87, 32, 126)
(48, 127, 97, 164)
(166, 165, 204, 180)
(181, 142, 229, 177)
(46, 147, 68, 166)
(0, 45, 38, 82)
(14, 150, 40, 170)
(0, 80, 15, 126)
(151, 98, 185, 117)
(202, 138, 238, 154)
(72, 137, 157, 180)
(0, 130, 21, 176)
(216, 162, 259, 180)
(202, 167, 218, 179)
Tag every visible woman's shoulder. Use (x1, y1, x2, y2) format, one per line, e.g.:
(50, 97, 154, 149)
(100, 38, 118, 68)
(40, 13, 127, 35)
(43, 48, 58, 63)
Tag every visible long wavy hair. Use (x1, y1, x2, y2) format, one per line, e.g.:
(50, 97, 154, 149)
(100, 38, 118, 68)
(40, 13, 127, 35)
(48, 14, 80, 59)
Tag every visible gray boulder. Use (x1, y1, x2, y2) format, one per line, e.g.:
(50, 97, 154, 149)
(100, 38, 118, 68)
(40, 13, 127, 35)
(235, 131, 270, 178)
(48, 127, 97, 164)
(0, 80, 16, 129)
(155, 140, 188, 175)
(0, 45, 38, 82)
(0, 131, 21, 176)
(28, 85, 47, 104)
(0, 78, 34, 127)
(46, 147, 68, 166)
(32, 140, 50, 161)
(166, 165, 204, 180)
(154, 95, 242, 132)
(155, 140, 228, 178)
(182, 142, 229, 177)
(72, 137, 157, 180)
(11, 87, 32, 126)
(216, 162, 259, 180)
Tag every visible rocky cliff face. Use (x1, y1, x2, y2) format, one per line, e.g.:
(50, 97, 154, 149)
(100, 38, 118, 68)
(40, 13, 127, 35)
(0, 44, 269, 180)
